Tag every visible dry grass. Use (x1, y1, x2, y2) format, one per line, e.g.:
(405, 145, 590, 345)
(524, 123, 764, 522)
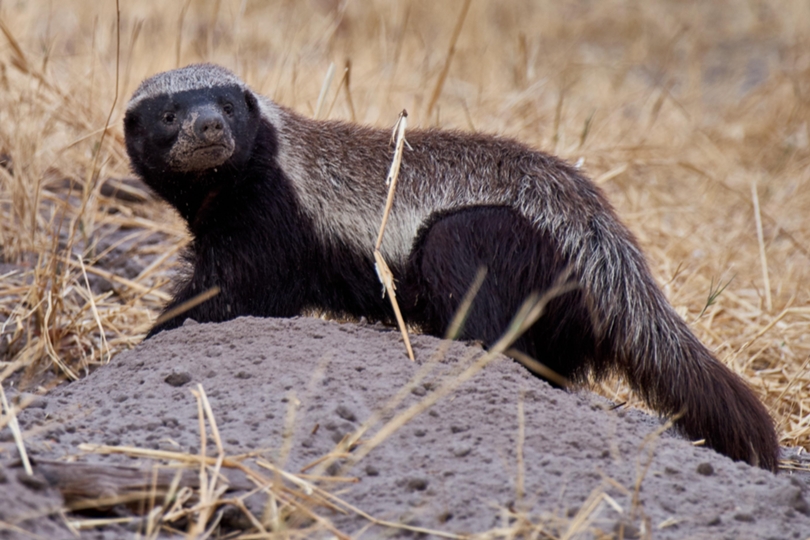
(1, 0, 810, 533)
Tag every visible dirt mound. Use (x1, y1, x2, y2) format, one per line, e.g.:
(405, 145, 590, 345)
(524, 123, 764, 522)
(2, 316, 809, 538)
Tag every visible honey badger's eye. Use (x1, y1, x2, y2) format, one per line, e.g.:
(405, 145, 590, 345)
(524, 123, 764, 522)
(162, 111, 176, 124)
(222, 103, 234, 116)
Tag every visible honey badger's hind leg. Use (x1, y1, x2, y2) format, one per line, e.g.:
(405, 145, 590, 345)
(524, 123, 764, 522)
(402, 205, 597, 383)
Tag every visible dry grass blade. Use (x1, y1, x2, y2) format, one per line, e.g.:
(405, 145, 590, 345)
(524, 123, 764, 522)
(444, 266, 487, 340)
(561, 488, 613, 540)
(376, 110, 409, 248)
(425, 0, 472, 120)
(65, 260, 173, 302)
(515, 391, 526, 506)
(374, 109, 414, 361)
(303, 487, 466, 539)
(0, 385, 32, 475)
(771, 354, 810, 426)
(0, 519, 46, 540)
(0, 393, 34, 432)
(751, 181, 772, 312)
(342, 59, 357, 122)
(153, 286, 220, 326)
(76, 254, 110, 363)
(314, 62, 336, 120)
(0, 19, 29, 74)
(506, 347, 569, 387)
(69, 517, 136, 530)
(188, 384, 224, 537)
(372, 252, 413, 361)
(631, 416, 678, 520)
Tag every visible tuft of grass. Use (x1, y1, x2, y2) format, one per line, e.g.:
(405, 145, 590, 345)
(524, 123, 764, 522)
(695, 274, 735, 321)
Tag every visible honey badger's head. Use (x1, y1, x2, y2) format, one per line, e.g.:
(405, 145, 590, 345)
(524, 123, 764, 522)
(124, 64, 261, 183)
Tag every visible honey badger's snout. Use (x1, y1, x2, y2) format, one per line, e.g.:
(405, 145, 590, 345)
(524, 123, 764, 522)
(169, 105, 236, 172)
(194, 108, 225, 142)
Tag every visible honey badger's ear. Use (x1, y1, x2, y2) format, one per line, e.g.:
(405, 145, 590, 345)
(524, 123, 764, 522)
(244, 89, 258, 113)
(124, 110, 141, 134)
(123, 110, 145, 155)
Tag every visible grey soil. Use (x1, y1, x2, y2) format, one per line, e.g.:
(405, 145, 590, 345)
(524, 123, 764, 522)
(2, 316, 809, 539)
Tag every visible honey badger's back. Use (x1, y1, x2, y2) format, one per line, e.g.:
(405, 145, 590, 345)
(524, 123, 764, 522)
(125, 64, 779, 471)
(265, 108, 605, 268)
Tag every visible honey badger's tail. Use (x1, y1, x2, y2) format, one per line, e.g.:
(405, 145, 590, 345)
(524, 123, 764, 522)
(578, 219, 780, 471)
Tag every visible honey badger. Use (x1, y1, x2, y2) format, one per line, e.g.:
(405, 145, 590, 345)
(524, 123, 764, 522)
(124, 63, 778, 471)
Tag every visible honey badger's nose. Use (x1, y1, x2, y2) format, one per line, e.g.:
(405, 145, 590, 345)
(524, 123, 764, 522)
(194, 109, 225, 141)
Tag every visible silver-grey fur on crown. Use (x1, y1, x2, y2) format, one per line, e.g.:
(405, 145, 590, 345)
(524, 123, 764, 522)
(127, 64, 248, 111)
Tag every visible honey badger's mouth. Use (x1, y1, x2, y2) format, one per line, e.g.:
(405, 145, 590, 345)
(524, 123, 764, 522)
(169, 137, 236, 173)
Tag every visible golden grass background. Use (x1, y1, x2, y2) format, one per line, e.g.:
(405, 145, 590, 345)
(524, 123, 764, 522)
(0, 0, 808, 450)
